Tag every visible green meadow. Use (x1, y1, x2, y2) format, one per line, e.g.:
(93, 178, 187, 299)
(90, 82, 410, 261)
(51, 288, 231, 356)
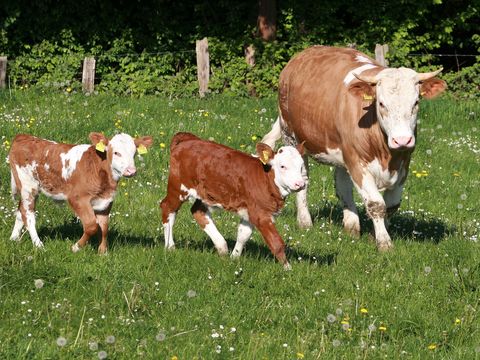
(0, 89, 479, 359)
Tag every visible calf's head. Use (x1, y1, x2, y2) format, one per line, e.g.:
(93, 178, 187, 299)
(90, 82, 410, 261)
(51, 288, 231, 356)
(354, 67, 446, 151)
(256, 142, 307, 197)
(89, 133, 153, 181)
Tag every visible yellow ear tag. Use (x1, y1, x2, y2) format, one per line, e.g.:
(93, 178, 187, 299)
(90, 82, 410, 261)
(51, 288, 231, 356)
(137, 144, 148, 155)
(259, 150, 269, 165)
(95, 141, 106, 152)
(420, 91, 426, 96)
(363, 94, 373, 101)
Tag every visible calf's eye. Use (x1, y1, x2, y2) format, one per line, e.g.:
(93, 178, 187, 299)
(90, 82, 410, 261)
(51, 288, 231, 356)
(114, 151, 121, 157)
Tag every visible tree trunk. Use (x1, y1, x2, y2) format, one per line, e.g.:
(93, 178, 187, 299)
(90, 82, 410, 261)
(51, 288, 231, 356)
(257, 0, 276, 41)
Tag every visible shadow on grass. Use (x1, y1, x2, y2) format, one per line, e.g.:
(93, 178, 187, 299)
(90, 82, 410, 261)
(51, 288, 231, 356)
(37, 217, 159, 250)
(306, 202, 455, 244)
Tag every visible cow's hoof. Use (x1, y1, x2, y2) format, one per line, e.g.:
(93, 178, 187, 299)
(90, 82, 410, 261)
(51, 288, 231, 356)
(297, 215, 313, 229)
(377, 242, 394, 252)
(344, 226, 360, 238)
(165, 245, 176, 251)
(283, 262, 292, 271)
(217, 246, 229, 256)
(71, 243, 81, 253)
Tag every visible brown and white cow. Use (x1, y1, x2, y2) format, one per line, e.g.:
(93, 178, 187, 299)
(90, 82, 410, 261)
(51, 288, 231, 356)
(8, 132, 153, 253)
(160, 132, 307, 269)
(262, 46, 446, 250)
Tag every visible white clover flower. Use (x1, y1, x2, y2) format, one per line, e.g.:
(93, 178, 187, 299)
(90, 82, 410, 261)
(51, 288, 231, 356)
(56, 336, 67, 347)
(211, 332, 220, 338)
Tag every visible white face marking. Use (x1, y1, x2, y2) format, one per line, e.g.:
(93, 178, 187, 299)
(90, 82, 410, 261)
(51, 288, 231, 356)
(344, 64, 378, 85)
(109, 134, 138, 181)
(374, 68, 420, 150)
(355, 54, 373, 64)
(312, 148, 345, 166)
(91, 195, 115, 211)
(60, 144, 90, 180)
(270, 146, 306, 197)
(365, 159, 400, 191)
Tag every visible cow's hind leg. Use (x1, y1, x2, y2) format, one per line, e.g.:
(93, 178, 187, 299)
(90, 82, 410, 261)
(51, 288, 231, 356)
(19, 192, 43, 248)
(160, 190, 184, 250)
(383, 183, 404, 229)
(191, 200, 228, 255)
(335, 167, 360, 237)
(231, 219, 254, 258)
(10, 207, 24, 241)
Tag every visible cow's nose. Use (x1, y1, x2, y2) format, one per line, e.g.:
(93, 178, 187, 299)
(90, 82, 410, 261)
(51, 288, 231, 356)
(392, 136, 415, 149)
(294, 180, 305, 190)
(123, 166, 137, 177)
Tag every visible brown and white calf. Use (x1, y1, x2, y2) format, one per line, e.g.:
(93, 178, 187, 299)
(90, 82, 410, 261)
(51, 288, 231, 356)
(160, 132, 307, 269)
(262, 46, 447, 250)
(8, 132, 153, 253)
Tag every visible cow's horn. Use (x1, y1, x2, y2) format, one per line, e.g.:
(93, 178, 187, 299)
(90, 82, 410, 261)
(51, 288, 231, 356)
(417, 68, 443, 81)
(353, 72, 378, 84)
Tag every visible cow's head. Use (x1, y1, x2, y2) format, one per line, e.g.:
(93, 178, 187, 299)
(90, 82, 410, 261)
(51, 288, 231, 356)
(353, 67, 446, 151)
(89, 133, 153, 181)
(256, 142, 307, 197)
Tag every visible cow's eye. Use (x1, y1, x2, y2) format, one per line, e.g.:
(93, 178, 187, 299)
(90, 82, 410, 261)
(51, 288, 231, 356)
(379, 101, 385, 108)
(114, 151, 121, 157)
(280, 165, 287, 170)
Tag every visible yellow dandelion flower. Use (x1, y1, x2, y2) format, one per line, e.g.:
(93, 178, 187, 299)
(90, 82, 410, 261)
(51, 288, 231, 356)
(124, 192, 128, 196)
(227, 136, 232, 140)
(453, 172, 460, 177)
(251, 135, 258, 141)
(428, 343, 437, 350)
(341, 320, 349, 325)
(160, 131, 165, 136)
(296, 353, 305, 359)
(416, 173, 422, 178)
(379, 325, 387, 331)
(120, 182, 126, 187)
(171, 356, 178, 360)
(412, 170, 417, 174)
(360, 308, 368, 314)
(66, 87, 72, 93)
(455, 318, 461, 325)
(160, 143, 166, 148)
(240, 144, 246, 148)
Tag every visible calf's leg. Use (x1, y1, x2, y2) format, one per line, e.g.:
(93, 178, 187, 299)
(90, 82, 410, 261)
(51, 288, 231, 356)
(296, 155, 313, 228)
(252, 216, 290, 270)
(69, 198, 98, 252)
(20, 193, 43, 248)
(160, 189, 185, 250)
(231, 220, 254, 258)
(10, 208, 24, 241)
(95, 205, 112, 254)
(191, 200, 228, 255)
(335, 167, 360, 237)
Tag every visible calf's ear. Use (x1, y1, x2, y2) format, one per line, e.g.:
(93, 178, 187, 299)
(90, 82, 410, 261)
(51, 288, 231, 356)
(420, 78, 447, 99)
(256, 143, 275, 165)
(135, 136, 154, 148)
(296, 141, 306, 156)
(89, 132, 109, 146)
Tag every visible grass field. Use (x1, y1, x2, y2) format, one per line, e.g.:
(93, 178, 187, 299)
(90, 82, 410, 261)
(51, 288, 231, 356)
(0, 89, 479, 359)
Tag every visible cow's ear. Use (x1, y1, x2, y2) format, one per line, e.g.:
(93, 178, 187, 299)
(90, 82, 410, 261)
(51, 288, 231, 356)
(296, 141, 306, 156)
(89, 132, 109, 146)
(420, 78, 447, 99)
(135, 136, 154, 148)
(348, 82, 375, 101)
(256, 143, 275, 165)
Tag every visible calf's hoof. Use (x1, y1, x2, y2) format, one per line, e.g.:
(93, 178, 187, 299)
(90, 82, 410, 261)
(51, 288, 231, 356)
(71, 243, 81, 253)
(217, 246, 229, 256)
(283, 262, 292, 271)
(377, 241, 394, 252)
(297, 214, 313, 229)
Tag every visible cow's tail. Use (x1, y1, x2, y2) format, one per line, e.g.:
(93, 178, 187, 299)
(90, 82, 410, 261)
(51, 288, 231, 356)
(261, 116, 282, 149)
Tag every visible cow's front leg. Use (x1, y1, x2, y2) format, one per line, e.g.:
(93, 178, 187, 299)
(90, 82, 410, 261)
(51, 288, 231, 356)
(335, 167, 360, 237)
(353, 173, 393, 251)
(383, 183, 404, 229)
(296, 155, 312, 228)
(95, 204, 112, 255)
(69, 198, 98, 252)
(253, 216, 290, 270)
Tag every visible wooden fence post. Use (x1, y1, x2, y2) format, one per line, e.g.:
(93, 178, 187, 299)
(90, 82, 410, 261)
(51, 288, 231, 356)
(82, 57, 96, 93)
(375, 44, 389, 67)
(0, 56, 7, 89)
(196, 38, 209, 98)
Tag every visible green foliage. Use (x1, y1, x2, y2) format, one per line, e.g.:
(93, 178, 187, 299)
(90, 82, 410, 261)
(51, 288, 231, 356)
(0, 0, 478, 97)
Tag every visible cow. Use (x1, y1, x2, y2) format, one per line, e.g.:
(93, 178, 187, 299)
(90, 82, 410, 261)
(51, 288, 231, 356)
(159, 132, 307, 269)
(8, 132, 153, 253)
(262, 46, 447, 251)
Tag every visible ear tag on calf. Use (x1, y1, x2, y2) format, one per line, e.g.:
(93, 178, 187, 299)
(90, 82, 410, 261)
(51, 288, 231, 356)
(259, 150, 269, 165)
(96, 141, 106, 152)
(363, 94, 373, 101)
(137, 144, 148, 155)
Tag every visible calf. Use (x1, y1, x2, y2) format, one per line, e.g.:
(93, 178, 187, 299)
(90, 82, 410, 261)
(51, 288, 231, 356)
(8, 132, 153, 253)
(160, 132, 307, 269)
